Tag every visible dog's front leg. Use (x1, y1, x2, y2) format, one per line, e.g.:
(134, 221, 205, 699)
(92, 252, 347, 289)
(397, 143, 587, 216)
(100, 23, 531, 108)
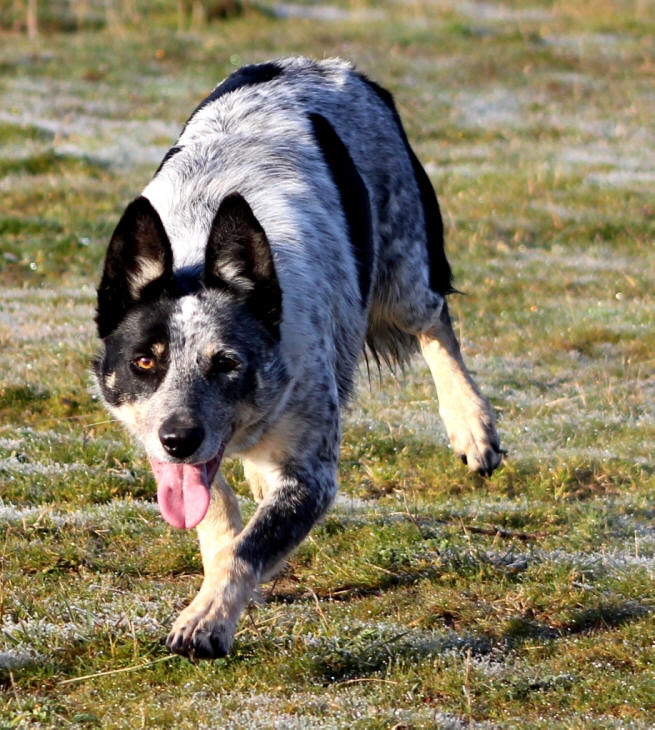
(166, 472, 244, 658)
(167, 457, 337, 660)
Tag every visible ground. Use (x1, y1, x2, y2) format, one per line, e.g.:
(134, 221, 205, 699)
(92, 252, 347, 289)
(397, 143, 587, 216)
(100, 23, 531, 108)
(0, 1, 653, 727)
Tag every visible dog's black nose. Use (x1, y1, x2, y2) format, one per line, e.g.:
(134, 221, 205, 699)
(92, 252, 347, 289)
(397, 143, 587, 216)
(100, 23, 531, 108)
(159, 416, 205, 459)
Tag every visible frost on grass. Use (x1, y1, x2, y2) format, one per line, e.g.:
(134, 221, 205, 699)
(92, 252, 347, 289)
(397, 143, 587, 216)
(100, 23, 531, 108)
(434, 0, 550, 23)
(485, 548, 655, 580)
(0, 649, 41, 671)
(0, 457, 138, 482)
(271, 3, 383, 22)
(192, 688, 474, 730)
(0, 423, 140, 482)
(0, 457, 89, 477)
(452, 87, 524, 130)
(0, 498, 158, 527)
(0, 77, 179, 169)
(0, 283, 96, 388)
(0, 286, 95, 347)
(542, 32, 627, 57)
(0, 425, 126, 451)
(0, 438, 23, 450)
(1, 578, 174, 658)
(586, 169, 655, 190)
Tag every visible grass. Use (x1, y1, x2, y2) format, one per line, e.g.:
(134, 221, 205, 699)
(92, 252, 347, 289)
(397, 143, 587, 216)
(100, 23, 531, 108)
(1, 1, 654, 727)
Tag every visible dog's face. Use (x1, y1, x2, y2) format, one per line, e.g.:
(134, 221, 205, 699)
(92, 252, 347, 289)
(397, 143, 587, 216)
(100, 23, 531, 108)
(94, 194, 287, 528)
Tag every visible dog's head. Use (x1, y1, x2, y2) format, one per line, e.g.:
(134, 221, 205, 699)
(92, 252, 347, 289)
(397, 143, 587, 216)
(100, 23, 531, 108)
(94, 193, 287, 529)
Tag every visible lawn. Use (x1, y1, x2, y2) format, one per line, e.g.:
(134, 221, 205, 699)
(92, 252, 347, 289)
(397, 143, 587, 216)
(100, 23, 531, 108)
(0, 1, 653, 727)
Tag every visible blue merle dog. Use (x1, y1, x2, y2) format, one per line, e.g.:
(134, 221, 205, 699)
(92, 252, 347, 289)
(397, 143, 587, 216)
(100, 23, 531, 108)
(94, 57, 502, 660)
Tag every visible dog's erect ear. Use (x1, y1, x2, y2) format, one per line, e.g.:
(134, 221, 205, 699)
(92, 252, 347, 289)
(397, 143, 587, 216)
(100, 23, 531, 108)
(96, 196, 173, 338)
(204, 193, 281, 336)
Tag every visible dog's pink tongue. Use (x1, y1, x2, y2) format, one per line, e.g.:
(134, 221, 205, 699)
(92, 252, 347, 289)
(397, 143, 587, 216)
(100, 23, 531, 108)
(150, 461, 210, 529)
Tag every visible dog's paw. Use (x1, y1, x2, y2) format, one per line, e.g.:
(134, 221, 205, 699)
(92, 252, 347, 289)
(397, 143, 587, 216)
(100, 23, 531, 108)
(166, 589, 237, 660)
(442, 396, 504, 477)
(456, 430, 503, 477)
(166, 556, 257, 660)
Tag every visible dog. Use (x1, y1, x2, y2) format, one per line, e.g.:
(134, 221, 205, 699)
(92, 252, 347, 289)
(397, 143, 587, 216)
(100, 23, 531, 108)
(93, 57, 502, 660)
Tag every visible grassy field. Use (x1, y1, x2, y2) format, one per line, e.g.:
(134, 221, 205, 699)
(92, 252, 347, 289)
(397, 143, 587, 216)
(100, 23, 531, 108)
(1, 1, 654, 727)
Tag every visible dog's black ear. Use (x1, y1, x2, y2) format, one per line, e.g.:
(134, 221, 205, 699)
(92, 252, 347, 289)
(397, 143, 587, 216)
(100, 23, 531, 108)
(204, 193, 281, 336)
(96, 196, 173, 338)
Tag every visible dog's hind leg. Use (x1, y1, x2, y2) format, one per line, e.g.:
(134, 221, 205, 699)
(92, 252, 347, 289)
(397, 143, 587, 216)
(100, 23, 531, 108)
(416, 300, 502, 476)
(369, 280, 502, 475)
(242, 459, 289, 581)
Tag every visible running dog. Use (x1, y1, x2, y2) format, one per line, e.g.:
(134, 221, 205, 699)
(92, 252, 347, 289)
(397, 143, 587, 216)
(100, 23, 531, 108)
(94, 57, 502, 660)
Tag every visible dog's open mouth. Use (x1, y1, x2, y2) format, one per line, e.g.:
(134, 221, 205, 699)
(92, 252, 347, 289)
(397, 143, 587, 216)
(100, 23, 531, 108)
(150, 451, 223, 529)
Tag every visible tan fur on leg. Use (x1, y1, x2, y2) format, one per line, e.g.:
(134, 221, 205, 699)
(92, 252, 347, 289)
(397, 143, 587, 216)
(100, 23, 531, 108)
(166, 473, 252, 658)
(242, 458, 288, 582)
(196, 472, 242, 571)
(418, 306, 502, 475)
(243, 459, 268, 503)
(166, 550, 257, 659)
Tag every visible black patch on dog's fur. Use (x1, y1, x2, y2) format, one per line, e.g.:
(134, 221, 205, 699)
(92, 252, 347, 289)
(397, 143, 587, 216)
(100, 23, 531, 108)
(172, 266, 204, 296)
(309, 113, 374, 306)
(154, 145, 183, 176)
(94, 302, 172, 406)
(96, 197, 174, 339)
(235, 463, 332, 573)
(204, 194, 282, 339)
(186, 62, 284, 126)
(356, 74, 454, 297)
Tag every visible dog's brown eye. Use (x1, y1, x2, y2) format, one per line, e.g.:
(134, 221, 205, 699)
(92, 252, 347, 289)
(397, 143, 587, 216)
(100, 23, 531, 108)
(134, 356, 156, 372)
(212, 353, 240, 374)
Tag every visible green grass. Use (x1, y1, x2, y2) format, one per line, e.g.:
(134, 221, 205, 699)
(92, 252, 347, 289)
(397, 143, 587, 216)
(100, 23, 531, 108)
(1, 1, 654, 727)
